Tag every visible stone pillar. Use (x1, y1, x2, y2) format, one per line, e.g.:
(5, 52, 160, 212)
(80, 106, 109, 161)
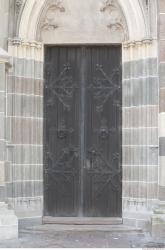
(151, 0, 165, 238)
(0, 48, 18, 240)
(6, 38, 44, 224)
(122, 39, 159, 230)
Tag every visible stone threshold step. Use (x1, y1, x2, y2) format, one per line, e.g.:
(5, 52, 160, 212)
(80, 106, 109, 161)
(21, 224, 143, 233)
(43, 217, 122, 225)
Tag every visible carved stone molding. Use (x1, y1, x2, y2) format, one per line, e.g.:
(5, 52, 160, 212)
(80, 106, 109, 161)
(15, 0, 23, 15)
(100, 0, 116, 13)
(123, 38, 153, 48)
(41, 20, 59, 31)
(100, 0, 127, 36)
(8, 38, 43, 49)
(40, 0, 65, 31)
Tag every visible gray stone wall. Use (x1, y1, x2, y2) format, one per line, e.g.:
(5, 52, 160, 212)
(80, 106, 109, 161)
(6, 40, 44, 219)
(123, 58, 159, 201)
(0, 0, 161, 233)
(158, 0, 165, 202)
(122, 40, 159, 229)
(0, 48, 18, 240)
(0, 62, 6, 202)
(150, 0, 165, 236)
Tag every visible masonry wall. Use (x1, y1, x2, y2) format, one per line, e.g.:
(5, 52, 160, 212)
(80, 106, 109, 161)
(0, 62, 6, 202)
(0, 0, 9, 204)
(158, 0, 165, 202)
(6, 40, 44, 219)
(0, 0, 162, 230)
(122, 40, 159, 228)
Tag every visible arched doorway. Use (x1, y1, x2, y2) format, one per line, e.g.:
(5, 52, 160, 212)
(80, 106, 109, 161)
(7, 0, 159, 228)
(39, 0, 126, 218)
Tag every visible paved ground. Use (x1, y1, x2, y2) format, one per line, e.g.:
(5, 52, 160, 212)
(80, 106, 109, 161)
(0, 224, 165, 248)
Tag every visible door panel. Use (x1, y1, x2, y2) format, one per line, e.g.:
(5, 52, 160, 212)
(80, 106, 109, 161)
(84, 47, 122, 217)
(44, 47, 81, 216)
(44, 46, 122, 217)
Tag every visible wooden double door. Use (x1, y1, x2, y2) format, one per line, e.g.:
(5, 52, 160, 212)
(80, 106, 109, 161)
(44, 46, 122, 217)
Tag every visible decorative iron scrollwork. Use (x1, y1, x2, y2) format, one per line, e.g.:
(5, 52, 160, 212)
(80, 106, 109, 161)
(87, 147, 121, 192)
(96, 118, 116, 139)
(99, 118, 109, 139)
(89, 64, 121, 112)
(87, 147, 120, 171)
(45, 63, 77, 111)
(45, 146, 79, 172)
(57, 120, 74, 139)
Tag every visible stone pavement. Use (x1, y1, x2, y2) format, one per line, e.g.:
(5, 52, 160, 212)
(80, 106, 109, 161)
(0, 224, 165, 248)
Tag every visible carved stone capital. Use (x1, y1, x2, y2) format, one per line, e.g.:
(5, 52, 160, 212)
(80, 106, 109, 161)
(123, 38, 153, 48)
(8, 37, 22, 46)
(8, 38, 43, 49)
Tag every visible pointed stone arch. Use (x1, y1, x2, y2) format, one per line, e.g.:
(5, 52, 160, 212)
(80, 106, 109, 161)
(17, 0, 149, 42)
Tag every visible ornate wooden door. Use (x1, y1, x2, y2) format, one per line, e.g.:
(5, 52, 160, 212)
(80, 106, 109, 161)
(44, 46, 122, 217)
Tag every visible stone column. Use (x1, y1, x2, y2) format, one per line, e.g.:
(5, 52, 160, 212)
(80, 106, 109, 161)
(122, 39, 159, 230)
(0, 48, 18, 240)
(7, 38, 44, 225)
(151, 0, 165, 238)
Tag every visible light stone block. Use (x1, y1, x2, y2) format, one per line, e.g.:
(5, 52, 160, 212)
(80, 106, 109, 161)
(10, 164, 43, 182)
(123, 77, 158, 107)
(159, 186, 165, 201)
(0, 141, 5, 161)
(159, 156, 165, 186)
(123, 181, 158, 199)
(123, 165, 158, 182)
(6, 181, 43, 198)
(123, 128, 158, 146)
(123, 58, 158, 79)
(0, 115, 4, 139)
(10, 117, 43, 144)
(7, 76, 43, 96)
(0, 92, 5, 112)
(0, 63, 5, 91)
(160, 14, 165, 40)
(0, 186, 5, 202)
(159, 113, 165, 137)
(12, 58, 43, 80)
(0, 162, 5, 186)
(160, 63, 165, 87)
(160, 88, 165, 112)
(123, 146, 158, 166)
(7, 94, 43, 118)
(123, 106, 158, 128)
(12, 145, 43, 165)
